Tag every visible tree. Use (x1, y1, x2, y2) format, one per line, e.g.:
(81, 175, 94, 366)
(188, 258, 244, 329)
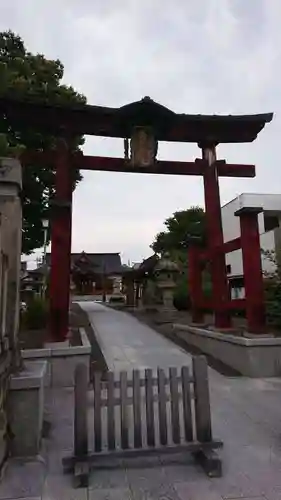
(262, 249, 281, 329)
(0, 31, 86, 254)
(151, 206, 206, 255)
(151, 207, 210, 311)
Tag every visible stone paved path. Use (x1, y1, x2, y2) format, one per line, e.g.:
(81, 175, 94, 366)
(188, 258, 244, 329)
(79, 301, 192, 371)
(1, 302, 281, 499)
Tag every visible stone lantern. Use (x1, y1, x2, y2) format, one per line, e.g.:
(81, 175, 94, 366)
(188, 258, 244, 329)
(154, 253, 179, 311)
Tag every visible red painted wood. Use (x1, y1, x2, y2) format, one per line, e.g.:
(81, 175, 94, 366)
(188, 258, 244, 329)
(49, 140, 72, 341)
(188, 246, 204, 323)
(78, 155, 255, 178)
(21, 151, 256, 178)
(203, 148, 231, 329)
(239, 211, 266, 334)
(200, 237, 241, 260)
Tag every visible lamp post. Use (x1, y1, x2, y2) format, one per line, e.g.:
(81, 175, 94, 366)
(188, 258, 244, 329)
(41, 218, 49, 299)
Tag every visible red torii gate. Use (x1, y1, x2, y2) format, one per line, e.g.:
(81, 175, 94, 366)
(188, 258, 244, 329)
(0, 96, 273, 340)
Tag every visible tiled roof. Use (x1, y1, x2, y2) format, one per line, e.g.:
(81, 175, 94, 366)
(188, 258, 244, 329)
(46, 252, 122, 274)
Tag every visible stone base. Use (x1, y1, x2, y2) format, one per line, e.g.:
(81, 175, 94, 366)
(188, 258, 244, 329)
(173, 323, 281, 377)
(21, 328, 91, 387)
(8, 360, 47, 457)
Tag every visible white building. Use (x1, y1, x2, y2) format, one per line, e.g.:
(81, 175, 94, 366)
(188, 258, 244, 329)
(221, 193, 281, 298)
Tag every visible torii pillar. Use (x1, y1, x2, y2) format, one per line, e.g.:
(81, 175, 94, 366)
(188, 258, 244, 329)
(201, 143, 231, 328)
(236, 207, 266, 333)
(49, 139, 72, 341)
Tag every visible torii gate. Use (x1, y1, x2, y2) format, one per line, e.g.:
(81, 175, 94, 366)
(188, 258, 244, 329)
(0, 96, 272, 340)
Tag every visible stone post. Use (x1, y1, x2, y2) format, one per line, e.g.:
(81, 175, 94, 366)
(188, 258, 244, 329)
(0, 157, 22, 371)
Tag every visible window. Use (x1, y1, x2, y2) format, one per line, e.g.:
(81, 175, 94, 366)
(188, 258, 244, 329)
(264, 214, 279, 233)
(226, 264, 232, 274)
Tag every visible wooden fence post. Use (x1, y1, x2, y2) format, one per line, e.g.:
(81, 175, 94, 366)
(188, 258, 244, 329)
(192, 355, 222, 477)
(74, 363, 89, 486)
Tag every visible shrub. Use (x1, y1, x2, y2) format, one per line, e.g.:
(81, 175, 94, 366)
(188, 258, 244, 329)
(264, 278, 281, 328)
(173, 278, 190, 311)
(262, 250, 281, 329)
(173, 271, 212, 312)
(21, 297, 49, 330)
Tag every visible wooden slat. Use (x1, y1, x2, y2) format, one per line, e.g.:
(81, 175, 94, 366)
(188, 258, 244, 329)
(99, 375, 191, 389)
(120, 371, 129, 449)
(107, 371, 115, 450)
(192, 356, 212, 442)
(132, 370, 142, 448)
(157, 367, 168, 446)
(145, 369, 155, 447)
(181, 366, 193, 442)
(74, 364, 88, 459)
(99, 392, 186, 407)
(93, 372, 102, 452)
(63, 439, 223, 469)
(169, 367, 181, 444)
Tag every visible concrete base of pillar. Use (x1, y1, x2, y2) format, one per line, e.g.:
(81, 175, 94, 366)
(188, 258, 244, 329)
(173, 323, 281, 377)
(21, 328, 91, 387)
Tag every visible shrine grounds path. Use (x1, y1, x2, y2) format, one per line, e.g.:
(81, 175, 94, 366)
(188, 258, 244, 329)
(2, 301, 281, 500)
(79, 301, 192, 372)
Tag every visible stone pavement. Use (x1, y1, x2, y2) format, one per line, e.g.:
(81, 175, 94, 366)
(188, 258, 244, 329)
(1, 302, 281, 499)
(79, 301, 191, 371)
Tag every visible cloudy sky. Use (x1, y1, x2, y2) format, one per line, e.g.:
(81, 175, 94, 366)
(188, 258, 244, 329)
(0, 1, 280, 265)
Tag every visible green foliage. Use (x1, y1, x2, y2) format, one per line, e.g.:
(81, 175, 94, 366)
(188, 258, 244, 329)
(0, 30, 87, 254)
(151, 207, 205, 255)
(21, 297, 48, 330)
(173, 263, 212, 312)
(262, 249, 281, 328)
(173, 276, 190, 311)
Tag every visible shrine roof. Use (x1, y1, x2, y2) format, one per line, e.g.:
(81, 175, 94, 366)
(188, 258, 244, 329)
(46, 252, 123, 274)
(124, 254, 159, 278)
(0, 95, 273, 143)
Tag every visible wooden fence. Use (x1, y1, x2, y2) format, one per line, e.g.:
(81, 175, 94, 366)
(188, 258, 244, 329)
(63, 355, 223, 487)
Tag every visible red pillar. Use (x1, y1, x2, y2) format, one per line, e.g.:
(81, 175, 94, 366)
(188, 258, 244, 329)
(188, 245, 204, 323)
(202, 145, 231, 328)
(49, 139, 72, 341)
(236, 207, 266, 334)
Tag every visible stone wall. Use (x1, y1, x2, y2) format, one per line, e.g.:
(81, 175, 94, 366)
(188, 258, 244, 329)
(0, 158, 22, 465)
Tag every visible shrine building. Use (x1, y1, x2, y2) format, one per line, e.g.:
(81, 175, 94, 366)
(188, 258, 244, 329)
(46, 252, 124, 295)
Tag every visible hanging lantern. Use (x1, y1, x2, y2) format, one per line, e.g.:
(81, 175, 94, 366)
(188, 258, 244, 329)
(129, 126, 158, 168)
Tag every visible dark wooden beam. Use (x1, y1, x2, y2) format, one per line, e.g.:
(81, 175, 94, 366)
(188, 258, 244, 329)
(78, 156, 256, 178)
(21, 151, 255, 178)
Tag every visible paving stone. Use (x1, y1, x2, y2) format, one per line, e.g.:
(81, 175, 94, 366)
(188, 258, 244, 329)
(130, 482, 181, 500)
(0, 459, 46, 499)
(88, 468, 129, 489)
(175, 481, 224, 500)
(42, 474, 87, 500)
(88, 487, 133, 499)
(79, 302, 192, 371)
(222, 498, 266, 500)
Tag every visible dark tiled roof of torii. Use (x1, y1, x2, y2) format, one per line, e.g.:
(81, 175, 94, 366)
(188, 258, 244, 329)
(0, 95, 273, 143)
(46, 252, 123, 274)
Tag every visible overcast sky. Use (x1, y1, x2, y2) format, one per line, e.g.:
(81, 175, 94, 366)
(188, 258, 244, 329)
(0, 1, 280, 266)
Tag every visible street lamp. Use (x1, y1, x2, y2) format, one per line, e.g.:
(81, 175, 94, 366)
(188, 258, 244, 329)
(41, 218, 49, 299)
